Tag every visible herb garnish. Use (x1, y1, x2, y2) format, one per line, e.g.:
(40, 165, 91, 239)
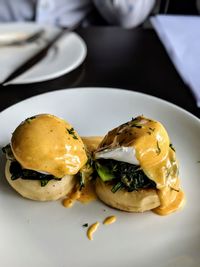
(78, 172, 85, 190)
(149, 127, 155, 132)
(40, 179, 49, 187)
(165, 167, 171, 178)
(111, 181, 124, 193)
(169, 143, 176, 152)
(26, 116, 36, 124)
(130, 117, 142, 128)
(147, 127, 155, 135)
(131, 117, 137, 122)
(9, 161, 61, 187)
(156, 141, 161, 155)
(170, 186, 180, 192)
(131, 122, 142, 129)
(66, 127, 78, 140)
(2, 144, 15, 161)
(96, 159, 156, 193)
(77, 152, 94, 190)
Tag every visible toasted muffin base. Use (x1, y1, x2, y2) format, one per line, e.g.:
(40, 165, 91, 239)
(5, 160, 75, 201)
(95, 178, 160, 212)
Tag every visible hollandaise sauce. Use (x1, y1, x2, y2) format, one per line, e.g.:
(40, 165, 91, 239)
(63, 137, 102, 208)
(87, 222, 100, 240)
(132, 118, 185, 215)
(63, 198, 74, 208)
(66, 121, 185, 216)
(78, 182, 97, 203)
(103, 216, 116, 225)
(63, 182, 97, 208)
(63, 190, 80, 208)
(95, 116, 185, 215)
(154, 190, 185, 215)
(11, 114, 88, 178)
(82, 136, 103, 153)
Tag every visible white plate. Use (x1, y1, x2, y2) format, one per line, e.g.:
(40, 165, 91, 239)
(8, 32, 87, 84)
(1, 23, 87, 84)
(0, 88, 200, 267)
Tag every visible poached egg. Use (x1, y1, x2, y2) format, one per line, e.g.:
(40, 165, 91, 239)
(94, 116, 185, 215)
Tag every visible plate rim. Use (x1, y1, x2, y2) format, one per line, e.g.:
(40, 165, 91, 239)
(0, 86, 199, 266)
(0, 87, 199, 124)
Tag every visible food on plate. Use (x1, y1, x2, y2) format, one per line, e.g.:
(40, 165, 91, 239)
(62, 178, 97, 207)
(61, 137, 100, 207)
(2, 114, 185, 216)
(94, 116, 185, 215)
(103, 215, 116, 225)
(85, 216, 116, 241)
(87, 222, 100, 240)
(2, 114, 88, 201)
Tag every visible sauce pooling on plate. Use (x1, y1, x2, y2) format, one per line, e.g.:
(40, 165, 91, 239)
(63, 181, 97, 208)
(87, 222, 100, 240)
(103, 216, 116, 225)
(63, 136, 102, 208)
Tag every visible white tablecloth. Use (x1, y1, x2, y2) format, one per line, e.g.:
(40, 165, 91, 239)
(151, 15, 200, 107)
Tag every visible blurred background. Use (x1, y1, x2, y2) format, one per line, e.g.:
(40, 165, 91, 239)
(0, 0, 200, 116)
(0, 0, 199, 28)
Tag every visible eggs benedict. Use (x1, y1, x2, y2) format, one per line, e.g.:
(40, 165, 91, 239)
(94, 116, 185, 215)
(3, 114, 88, 201)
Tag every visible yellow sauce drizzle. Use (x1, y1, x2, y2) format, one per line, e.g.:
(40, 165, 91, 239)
(78, 182, 97, 203)
(63, 198, 74, 208)
(63, 181, 97, 208)
(103, 216, 116, 225)
(87, 222, 100, 240)
(153, 191, 185, 216)
(63, 190, 81, 208)
(152, 176, 185, 215)
(82, 136, 103, 153)
(63, 136, 102, 208)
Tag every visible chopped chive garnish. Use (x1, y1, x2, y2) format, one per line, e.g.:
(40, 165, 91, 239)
(66, 127, 78, 140)
(111, 181, 124, 193)
(156, 141, 161, 155)
(169, 143, 176, 152)
(149, 127, 155, 132)
(26, 116, 36, 124)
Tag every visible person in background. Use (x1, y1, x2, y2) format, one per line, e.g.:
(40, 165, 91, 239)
(0, 0, 155, 28)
